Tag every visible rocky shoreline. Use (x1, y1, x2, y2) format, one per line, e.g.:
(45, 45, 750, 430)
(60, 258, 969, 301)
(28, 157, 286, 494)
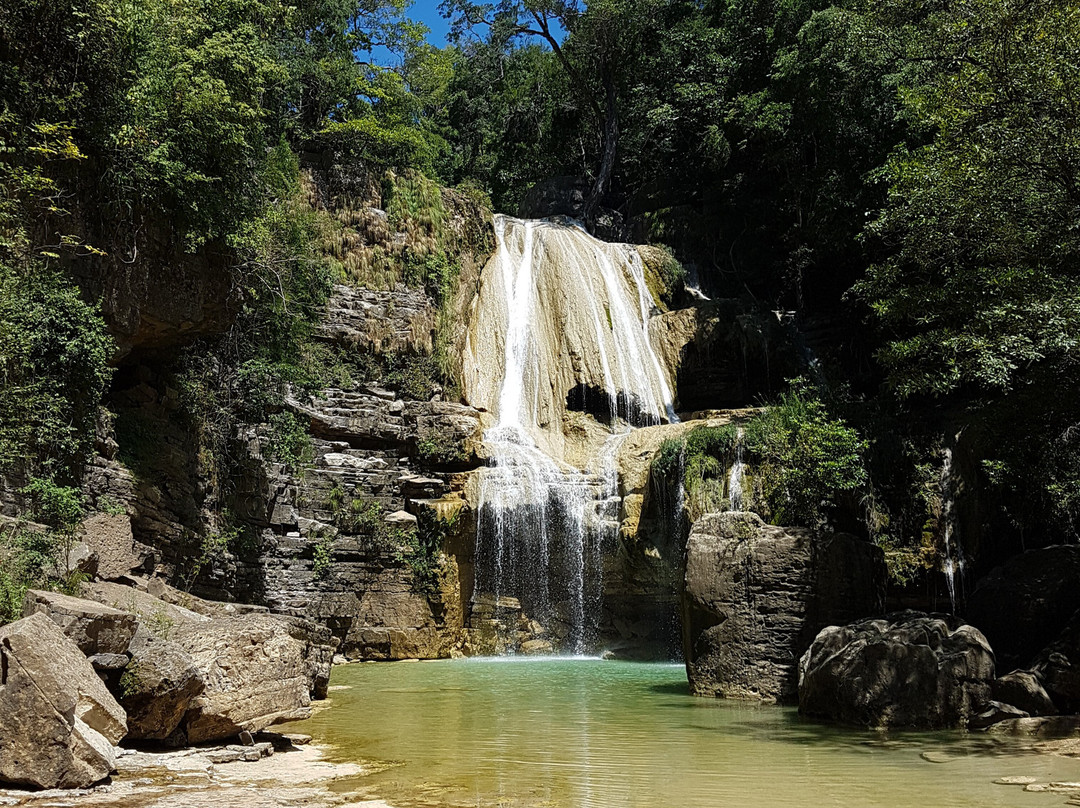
(0, 738, 389, 808)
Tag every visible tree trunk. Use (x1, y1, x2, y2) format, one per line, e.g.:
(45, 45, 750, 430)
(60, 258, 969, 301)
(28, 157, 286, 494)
(584, 73, 618, 232)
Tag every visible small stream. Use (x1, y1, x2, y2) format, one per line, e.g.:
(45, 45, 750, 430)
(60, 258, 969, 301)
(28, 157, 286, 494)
(291, 660, 1078, 808)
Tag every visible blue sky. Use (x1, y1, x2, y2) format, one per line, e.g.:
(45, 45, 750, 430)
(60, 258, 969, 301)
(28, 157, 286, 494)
(410, 1, 453, 46)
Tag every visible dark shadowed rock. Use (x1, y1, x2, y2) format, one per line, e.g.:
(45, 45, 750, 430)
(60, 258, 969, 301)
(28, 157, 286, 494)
(1030, 609, 1080, 713)
(967, 545, 1080, 671)
(969, 701, 1029, 730)
(120, 626, 206, 741)
(22, 589, 138, 656)
(0, 613, 127, 789)
(992, 670, 1057, 717)
(798, 611, 995, 729)
(681, 511, 885, 702)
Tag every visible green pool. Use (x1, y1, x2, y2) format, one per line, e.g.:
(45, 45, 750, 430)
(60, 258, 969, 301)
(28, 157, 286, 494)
(293, 658, 1079, 807)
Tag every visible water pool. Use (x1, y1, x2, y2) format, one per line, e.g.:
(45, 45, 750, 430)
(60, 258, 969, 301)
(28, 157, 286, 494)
(292, 658, 1079, 808)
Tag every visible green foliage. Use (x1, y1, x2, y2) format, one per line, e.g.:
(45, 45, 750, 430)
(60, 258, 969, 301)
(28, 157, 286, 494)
(0, 263, 113, 483)
(0, 525, 70, 624)
(312, 533, 334, 581)
(264, 412, 312, 469)
(416, 430, 468, 469)
(744, 384, 868, 528)
(401, 509, 456, 596)
(118, 660, 143, 699)
(854, 0, 1080, 396)
(21, 478, 85, 535)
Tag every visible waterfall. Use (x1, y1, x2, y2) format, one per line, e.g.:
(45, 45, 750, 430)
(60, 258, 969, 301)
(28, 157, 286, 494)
(939, 446, 965, 614)
(465, 216, 677, 654)
(728, 430, 745, 511)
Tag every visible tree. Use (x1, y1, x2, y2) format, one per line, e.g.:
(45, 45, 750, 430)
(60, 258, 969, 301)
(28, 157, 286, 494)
(854, 0, 1080, 396)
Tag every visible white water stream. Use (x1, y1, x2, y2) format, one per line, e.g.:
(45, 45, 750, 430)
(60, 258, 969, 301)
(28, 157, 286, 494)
(465, 216, 677, 652)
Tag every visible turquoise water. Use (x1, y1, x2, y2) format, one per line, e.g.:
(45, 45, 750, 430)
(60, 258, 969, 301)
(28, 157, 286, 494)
(293, 659, 1079, 808)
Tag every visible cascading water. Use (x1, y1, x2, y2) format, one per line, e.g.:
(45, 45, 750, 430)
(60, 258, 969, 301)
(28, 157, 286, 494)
(728, 430, 745, 511)
(939, 446, 965, 613)
(465, 216, 677, 654)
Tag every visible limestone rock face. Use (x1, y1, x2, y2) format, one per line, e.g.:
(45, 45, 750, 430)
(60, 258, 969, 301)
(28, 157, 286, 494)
(967, 545, 1080, 671)
(22, 589, 138, 656)
(798, 612, 995, 728)
(172, 615, 315, 743)
(0, 613, 127, 789)
(121, 626, 206, 741)
(681, 511, 885, 702)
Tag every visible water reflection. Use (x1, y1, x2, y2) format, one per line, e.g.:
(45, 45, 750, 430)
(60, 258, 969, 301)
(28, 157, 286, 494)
(292, 660, 1076, 808)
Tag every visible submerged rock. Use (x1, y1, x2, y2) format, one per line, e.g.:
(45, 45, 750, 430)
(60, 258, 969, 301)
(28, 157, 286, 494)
(0, 613, 127, 789)
(798, 611, 995, 729)
(681, 511, 885, 702)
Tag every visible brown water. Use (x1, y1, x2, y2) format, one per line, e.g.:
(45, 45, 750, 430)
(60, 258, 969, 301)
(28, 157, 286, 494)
(293, 658, 1080, 808)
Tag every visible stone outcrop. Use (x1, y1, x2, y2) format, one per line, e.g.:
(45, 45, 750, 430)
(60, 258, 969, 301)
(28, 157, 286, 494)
(681, 511, 885, 701)
(798, 611, 995, 728)
(23, 589, 138, 656)
(966, 545, 1080, 671)
(121, 626, 206, 741)
(171, 614, 318, 743)
(993, 670, 1057, 717)
(0, 614, 127, 789)
(649, 301, 797, 412)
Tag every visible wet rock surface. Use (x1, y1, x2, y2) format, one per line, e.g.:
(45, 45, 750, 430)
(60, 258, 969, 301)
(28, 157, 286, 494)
(798, 611, 995, 728)
(681, 511, 885, 702)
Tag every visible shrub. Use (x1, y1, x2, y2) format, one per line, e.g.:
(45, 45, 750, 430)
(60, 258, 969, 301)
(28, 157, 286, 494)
(744, 386, 868, 528)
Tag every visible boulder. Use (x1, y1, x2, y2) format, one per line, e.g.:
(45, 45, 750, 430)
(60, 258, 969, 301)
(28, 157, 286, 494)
(798, 611, 995, 729)
(0, 613, 127, 789)
(172, 615, 315, 743)
(681, 511, 885, 702)
(79, 580, 208, 630)
(79, 513, 152, 580)
(120, 626, 206, 741)
(1031, 609, 1080, 713)
(277, 615, 337, 700)
(967, 545, 1080, 671)
(992, 670, 1057, 717)
(22, 589, 138, 656)
(969, 701, 1029, 730)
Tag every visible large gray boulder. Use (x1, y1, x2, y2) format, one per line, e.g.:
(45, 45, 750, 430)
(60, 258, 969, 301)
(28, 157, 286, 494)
(120, 626, 206, 741)
(172, 615, 315, 743)
(0, 613, 127, 789)
(22, 589, 138, 656)
(798, 611, 995, 728)
(681, 511, 885, 702)
(966, 545, 1080, 671)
